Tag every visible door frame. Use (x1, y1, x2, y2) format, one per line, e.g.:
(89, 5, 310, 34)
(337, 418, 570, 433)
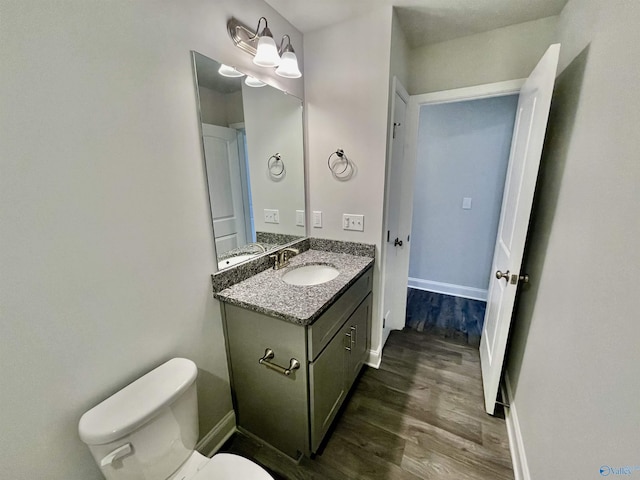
(379, 78, 526, 350)
(379, 76, 410, 355)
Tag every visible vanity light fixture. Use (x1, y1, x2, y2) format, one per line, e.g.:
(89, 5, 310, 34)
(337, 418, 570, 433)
(251, 17, 280, 67)
(218, 64, 244, 77)
(245, 76, 267, 87)
(227, 16, 302, 79)
(275, 35, 302, 79)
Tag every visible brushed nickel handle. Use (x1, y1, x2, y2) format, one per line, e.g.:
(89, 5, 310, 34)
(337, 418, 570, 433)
(345, 333, 351, 352)
(350, 325, 357, 348)
(495, 270, 510, 281)
(258, 348, 300, 376)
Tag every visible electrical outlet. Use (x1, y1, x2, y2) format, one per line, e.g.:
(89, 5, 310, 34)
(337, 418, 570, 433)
(312, 211, 322, 228)
(343, 214, 364, 231)
(264, 209, 279, 224)
(296, 210, 305, 227)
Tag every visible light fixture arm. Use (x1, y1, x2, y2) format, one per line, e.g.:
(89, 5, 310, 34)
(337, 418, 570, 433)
(249, 17, 267, 40)
(278, 34, 294, 55)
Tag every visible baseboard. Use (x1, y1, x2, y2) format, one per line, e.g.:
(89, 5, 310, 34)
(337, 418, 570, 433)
(196, 410, 236, 457)
(366, 347, 382, 369)
(502, 372, 531, 480)
(408, 278, 488, 301)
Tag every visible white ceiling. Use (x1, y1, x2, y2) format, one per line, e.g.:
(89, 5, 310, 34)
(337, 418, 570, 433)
(265, 0, 568, 48)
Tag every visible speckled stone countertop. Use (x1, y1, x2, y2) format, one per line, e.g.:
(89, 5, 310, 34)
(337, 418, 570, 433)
(214, 249, 374, 326)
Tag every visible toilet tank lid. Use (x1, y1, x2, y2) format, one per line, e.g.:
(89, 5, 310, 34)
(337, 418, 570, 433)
(78, 358, 198, 445)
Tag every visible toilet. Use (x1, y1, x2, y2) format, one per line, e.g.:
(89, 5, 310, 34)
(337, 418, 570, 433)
(78, 358, 273, 480)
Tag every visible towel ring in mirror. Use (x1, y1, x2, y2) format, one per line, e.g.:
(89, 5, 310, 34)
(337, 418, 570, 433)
(268, 153, 285, 177)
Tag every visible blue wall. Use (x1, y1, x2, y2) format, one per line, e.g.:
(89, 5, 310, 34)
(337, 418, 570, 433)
(409, 95, 518, 297)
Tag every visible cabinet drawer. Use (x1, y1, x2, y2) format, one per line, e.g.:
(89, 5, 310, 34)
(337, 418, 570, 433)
(307, 267, 372, 361)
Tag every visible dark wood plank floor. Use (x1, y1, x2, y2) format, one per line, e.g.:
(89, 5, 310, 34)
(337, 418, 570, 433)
(220, 329, 514, 480)
(405, 289, 486, 346)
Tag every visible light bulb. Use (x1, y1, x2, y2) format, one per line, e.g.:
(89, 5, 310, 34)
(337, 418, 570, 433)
(218, 64, 244, 77)
(275, 51, 301, 78)
(245, 76, 266, 87)
(253, 35, 280, 67)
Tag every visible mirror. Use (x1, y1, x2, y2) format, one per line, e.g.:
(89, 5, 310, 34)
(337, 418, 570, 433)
(192, 52, 306, 270)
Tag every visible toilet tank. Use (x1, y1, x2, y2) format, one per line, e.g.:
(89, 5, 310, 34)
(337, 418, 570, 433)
(79, 358, 199, 480)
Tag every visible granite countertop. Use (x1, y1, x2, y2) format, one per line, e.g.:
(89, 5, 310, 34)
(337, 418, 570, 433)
(214, 249, 374, 326)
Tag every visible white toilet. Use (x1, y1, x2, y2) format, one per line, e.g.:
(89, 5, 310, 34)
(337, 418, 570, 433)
(78, 358, 273, 480)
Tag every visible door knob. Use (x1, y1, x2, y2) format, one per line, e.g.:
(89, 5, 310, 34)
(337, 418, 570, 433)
(495, 270, 510, 281)
(394, 238, 403, 247)
(496, 270, 530, 284)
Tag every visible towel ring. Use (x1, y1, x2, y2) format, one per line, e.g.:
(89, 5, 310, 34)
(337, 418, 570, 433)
(327, 149, 350, 176)
(268, 153, 285, 177)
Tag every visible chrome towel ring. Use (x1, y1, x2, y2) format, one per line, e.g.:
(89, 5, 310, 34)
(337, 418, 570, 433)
(327, 148, 352, 179)
(268, 153, 285, 177)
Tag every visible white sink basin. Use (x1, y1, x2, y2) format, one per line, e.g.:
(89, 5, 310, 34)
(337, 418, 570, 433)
(282, 264, 340, 286)
(217, 254, 255, 270)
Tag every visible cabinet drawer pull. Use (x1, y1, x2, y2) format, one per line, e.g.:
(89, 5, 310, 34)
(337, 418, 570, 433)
(258, 348, 300, 376)
(345, 333, 351, 352)
(350, 325, 357, 348)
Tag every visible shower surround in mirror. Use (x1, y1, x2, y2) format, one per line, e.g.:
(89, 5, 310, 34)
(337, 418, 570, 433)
(192, 52, 305, 269)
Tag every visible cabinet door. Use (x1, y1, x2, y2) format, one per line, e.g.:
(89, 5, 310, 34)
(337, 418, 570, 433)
(346, 293, 372, 386)
(308, 321, 350, 453)
(224, 305, 309, 459)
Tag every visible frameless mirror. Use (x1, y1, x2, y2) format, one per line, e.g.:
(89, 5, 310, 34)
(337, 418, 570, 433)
(192, 52, 306, 270)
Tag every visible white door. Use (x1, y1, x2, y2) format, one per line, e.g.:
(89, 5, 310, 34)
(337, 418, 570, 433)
(202, 123, 248, 257)
(381, 78, 410, 345)
(480, 44, 560, 414)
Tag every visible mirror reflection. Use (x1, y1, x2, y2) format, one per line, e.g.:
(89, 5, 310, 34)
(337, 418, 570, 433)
(192, 52, 306, 270)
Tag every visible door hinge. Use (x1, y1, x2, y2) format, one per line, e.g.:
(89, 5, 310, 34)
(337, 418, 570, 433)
(393, 122, 401, 139)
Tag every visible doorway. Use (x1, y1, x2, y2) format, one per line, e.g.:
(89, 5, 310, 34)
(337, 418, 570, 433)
(406, 94, 519, 345)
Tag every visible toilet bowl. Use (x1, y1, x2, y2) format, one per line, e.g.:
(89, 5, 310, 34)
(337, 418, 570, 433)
(171, 451, 273, 480)
(78, 358, 273, 480)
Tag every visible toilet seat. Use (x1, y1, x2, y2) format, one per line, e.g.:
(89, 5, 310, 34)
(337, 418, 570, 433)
(192, 453, 274, 480)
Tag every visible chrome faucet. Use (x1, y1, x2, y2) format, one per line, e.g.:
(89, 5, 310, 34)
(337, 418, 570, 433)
(271, 247, 300, 270)
(247, 242, 266, 253)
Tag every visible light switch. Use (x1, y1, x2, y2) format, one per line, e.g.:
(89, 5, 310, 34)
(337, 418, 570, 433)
(264, 209, 279, 223)
(312, 211, 322, 228)
(462, 197, 472, 210)
(296, 210, 305, 227)
(343, 214, 364, 231)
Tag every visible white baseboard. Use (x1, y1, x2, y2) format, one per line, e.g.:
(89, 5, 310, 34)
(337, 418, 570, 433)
(502, 372, 531, 480)
(408, 278, 488, 301)
(196, 410, 236, 457)
(366, 347, 382, 369)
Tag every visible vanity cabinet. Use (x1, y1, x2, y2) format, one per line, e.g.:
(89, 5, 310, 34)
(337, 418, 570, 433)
(221, 266, 372, 459)
(309, 294, 371, 452)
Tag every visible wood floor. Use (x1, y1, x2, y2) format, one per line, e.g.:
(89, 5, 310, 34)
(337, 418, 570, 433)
(220, 329, 514, 480)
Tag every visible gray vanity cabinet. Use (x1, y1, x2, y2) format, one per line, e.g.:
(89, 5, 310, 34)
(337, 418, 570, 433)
(221, 266, 372, 459)
(309, 292, 371, 452)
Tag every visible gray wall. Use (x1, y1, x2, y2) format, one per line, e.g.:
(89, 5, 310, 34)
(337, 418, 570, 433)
(198, 87, 244, 127)
(409, 96, 518, 294)
(409, 16, 558, 95)
(242, 83, 305, 236)
(506, 0, 640, 477)
(304, 7, 393, 357)
(0, 0, 302, 478)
